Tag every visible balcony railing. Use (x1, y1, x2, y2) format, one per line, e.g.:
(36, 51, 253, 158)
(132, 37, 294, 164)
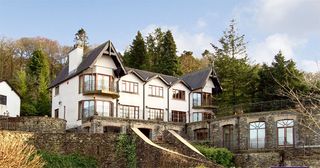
(83, 83, 119, 98)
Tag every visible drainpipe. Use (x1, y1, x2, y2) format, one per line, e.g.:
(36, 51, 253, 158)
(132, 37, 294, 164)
(237, 116, 240, 150)
(167, 85, 171, 122)
(143, 82, 147, 120)
(188, 92, 192, 123)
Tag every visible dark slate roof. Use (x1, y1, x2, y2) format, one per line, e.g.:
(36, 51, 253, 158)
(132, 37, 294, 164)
(125, 67, 180, 86)
(181, 68, 212, 90)
(49, 41, 126, 88)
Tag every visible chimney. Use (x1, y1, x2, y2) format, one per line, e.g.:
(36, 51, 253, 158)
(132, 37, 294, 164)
(68, 45, 84, 74)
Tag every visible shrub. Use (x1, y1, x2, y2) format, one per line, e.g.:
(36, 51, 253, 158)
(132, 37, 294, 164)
(194, 145, 234, 167)
(116, 134, 137, 168)
(0, 132, 45, 168)
(39, 151, 98, 168)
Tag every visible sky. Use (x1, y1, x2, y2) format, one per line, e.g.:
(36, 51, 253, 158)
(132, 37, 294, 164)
(0, 0, 319, 72)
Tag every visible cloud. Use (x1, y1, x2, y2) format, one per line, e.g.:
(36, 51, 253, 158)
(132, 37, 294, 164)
(141, 24, 213, 56)
(250, 33, 307, 64)
(253, 0, 320, 36)
(300, 60, 320, 73)
(196, 18, 207, 29)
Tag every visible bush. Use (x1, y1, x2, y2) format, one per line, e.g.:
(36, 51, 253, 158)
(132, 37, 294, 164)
(0, 132, 45, 168)
(39, 151, 98, 168)
(194, 145, 234, 167)
(116, 134, 137, 168)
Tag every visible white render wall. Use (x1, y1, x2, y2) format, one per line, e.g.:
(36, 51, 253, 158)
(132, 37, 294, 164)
(118, 73, 144, 119)
(144, 77, 168, 121)
(168, 82, 190, 122)
(190, 79, 215, 122)
(0, 82, 20, 117)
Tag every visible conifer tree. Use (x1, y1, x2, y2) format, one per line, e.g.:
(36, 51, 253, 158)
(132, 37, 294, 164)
(157, 30, 181, 76)
(123, 31, 149, 70)
(211, 19, 258, 107)
(258, 51, 306, 101)
(74, 28, 89, 53)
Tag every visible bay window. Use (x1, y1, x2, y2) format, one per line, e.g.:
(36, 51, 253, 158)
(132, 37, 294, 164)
(192, 112, 212, 122)
(81, 74, 115, 93)
(79, 100, 113, 119)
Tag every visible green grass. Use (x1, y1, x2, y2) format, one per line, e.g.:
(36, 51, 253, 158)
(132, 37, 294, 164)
(39, 151, 98, 168)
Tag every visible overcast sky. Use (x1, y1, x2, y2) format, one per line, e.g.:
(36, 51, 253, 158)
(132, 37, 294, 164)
(0, 0, 319, 72)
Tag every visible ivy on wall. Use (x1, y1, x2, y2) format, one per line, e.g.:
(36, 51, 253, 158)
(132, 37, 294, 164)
(116, 134, 137, 168)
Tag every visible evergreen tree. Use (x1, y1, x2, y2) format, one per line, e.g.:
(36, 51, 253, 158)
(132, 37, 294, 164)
(123, 31, 149, 70)
(211, 19, 258, 107)
(26, 50, 51, 116)
(258, 51, 306, 101)
(146, 34, 157, 71)
(157, 30, 181, 76)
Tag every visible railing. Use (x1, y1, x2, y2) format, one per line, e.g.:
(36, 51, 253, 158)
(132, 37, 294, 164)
(216, 99, 296, 116)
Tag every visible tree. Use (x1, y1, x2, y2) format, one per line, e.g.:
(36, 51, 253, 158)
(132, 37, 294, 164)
(210, 19, 258, 107)
(74, 28, 89, 53)
(179, 51, 204, 74)
(26, 50, 51, 116)
(123, 31, 150, 70)
(157, 30, 181, 76)
(258, 51, 306, 101)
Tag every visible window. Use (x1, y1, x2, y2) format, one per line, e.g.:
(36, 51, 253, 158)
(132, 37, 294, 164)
(83, 75, 95, 92)
(54, 109, 59, 118)
(55, 86, 59, 96)
(223, 125, 233, 150)
(96, 101, 112, 117)
(249, 122, 265, 149)
(172, 89, 185, 100)
(172, 111, 186, 123)
(148, 108, 163, 120)
(122, 81, 138, 94)
(119, 105, 139, 119)
(148, 85, 163, 97)
(80, 100, 113, 119)
(277, 119, 294, 147)
(193, 93, 201, 106)
(63, 106, 66, 119)
(0, 95, 7, 105)
(194, 128, 208, 141)
(202, 93, 212, 106)
(83, 100, 95, 118)
(193, 92, 213, 107)
(192, 112, 212, 122)
(97, 75, 111, 91)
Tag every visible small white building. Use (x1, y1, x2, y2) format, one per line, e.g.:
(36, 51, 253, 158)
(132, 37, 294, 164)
(0, 80, 21, 117)
(49, 41, 222, 129)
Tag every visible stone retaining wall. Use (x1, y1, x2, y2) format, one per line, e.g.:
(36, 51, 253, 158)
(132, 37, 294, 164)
(0, 116, 66, 133)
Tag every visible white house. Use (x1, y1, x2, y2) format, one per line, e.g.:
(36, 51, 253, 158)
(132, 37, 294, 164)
(49, 41, 222, 129)
(0, 80, 21, 117)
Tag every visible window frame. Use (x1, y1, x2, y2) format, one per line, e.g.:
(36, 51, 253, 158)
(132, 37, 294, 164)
(249, 122, 266, 149)
(148, 85, 164, 97)
(148, 108, 164, 120)
(172, 110, 186, 123)
(172, 89, 185, 100)
(277, 119, 294, 147)
(54, 109, 59, 118)
(0, 94, 7, 105)
(54, 86, 59, 96)
(121, 80, 139, 94)
(118, 104, 139, 119)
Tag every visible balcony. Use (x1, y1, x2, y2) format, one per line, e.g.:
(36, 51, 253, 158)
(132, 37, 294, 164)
(192, 92, 217, 109)
(81, 74, 119, 98)
(83, 84, 119, 98)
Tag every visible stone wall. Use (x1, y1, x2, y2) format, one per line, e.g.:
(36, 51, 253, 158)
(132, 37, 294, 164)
(234, 152, 281, 168)
(0, 116, 66, 133)
(0, 130, 121, 167)
(83, 116, 186, 140)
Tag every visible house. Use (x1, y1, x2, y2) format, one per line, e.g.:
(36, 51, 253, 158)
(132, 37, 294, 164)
(49, 41, 222, 130)
(0, 80, 21, 117)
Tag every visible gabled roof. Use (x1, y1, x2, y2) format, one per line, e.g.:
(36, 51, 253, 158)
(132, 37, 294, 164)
(0, 80, 21, 98)
(125, 67, 180, 86)
(49, 41, 126, 88)
(181, 67, 222, 92)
